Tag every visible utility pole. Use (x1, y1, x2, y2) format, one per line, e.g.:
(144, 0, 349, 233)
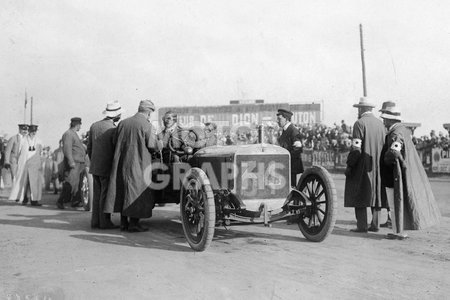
(360, 24, 367, 97)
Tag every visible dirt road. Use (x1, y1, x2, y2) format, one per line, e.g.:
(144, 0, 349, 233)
(1, 174, 449, 300)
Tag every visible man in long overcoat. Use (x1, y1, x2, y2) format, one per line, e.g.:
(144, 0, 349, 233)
(104, 100, 162, 232)
(87, 101, 123, 229)
(344, 97, 386, 232)
(56, 117, 86, 209)
(4, 124, 29, 183)
(276, 108, 304, 187)
(380, 104, 441, 240)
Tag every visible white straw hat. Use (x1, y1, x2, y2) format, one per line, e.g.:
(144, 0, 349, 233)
(103, 101, 123, 118)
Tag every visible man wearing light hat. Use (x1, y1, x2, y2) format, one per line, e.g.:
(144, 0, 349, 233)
(57, 117, 86, 209)
(4, 124, 29, 183)
(344, 97, 386, 233)
(380, 103, 441, 240)
(105, 99, 162, 232)
(276, 108, 303, 187)
(87, 101, 123, 229)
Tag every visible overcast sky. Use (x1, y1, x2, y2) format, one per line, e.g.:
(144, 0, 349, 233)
(1, 0, 450, 148)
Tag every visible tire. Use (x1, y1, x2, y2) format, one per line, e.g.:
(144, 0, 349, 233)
(296, 166, 337, 242)
(180, 167, 215, 251)
(80, 168, 93, 212)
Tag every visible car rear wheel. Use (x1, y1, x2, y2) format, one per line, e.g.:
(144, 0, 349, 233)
(80, 168, 93, 212)
(296, 166, 337, 242)
(180, 168, 215, 251)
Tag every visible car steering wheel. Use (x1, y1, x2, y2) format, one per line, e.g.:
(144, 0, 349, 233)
(168, 128, 202, 156)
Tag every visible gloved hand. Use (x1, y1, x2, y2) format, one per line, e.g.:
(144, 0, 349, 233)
(345, 166, 352, 177)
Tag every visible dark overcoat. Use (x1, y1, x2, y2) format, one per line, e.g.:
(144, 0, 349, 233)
(104, 113, 159, 218)
(87, 118, 117, 177)
(381, 123, 441, 230)
(344, 113, 386, 208)
(277, 123, 304, 185)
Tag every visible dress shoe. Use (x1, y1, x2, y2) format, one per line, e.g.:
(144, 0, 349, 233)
(368, 226, 379, 232)
(120, 217, 129, 231)
(350, 228, 368, 233)
(100, 222, 120, 230)
(386, 233, 409, 240)
(31, 201, 42, 206)
(127, 225, 149, 232)
(71, 201, 83, 208)
(56, 202, 65, 209)
(21, 201, 28, 206)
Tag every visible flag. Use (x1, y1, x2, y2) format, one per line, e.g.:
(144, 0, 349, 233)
(25, 92, 28, 108)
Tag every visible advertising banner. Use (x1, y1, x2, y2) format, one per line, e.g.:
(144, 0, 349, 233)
(431, 147, 450, 173)
(302, 149, 337, 170)
(159, 102, 321, 128)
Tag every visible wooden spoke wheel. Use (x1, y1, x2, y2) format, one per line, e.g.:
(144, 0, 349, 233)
(180, 168, 215, 251)
(296, 166, 337, 242)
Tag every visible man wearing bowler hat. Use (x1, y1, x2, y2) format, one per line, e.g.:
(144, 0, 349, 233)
(57, 117, 86, 209)
(87, 101, 123, 229)
(276, 108, 304, 187)
(4, 124, 29, 183)
(344, 97, 386, 233)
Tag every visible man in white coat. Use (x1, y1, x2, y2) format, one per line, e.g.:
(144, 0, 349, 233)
(9, 124, 43, 206)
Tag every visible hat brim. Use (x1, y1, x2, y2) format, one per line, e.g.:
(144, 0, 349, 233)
(380, 113, 402, 121)
(353, 103, 375, 108)
(103, 108, 124, 117)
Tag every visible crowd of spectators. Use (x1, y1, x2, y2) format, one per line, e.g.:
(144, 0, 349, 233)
(210, 120, 450, 153)
(414, 130, 449, 151)
(212, 120, 354, 151)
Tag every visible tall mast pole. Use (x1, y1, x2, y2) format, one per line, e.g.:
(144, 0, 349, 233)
(359, 24, 367, 97)
(24, 91, 28, 124)
(30, 96, 33, 125)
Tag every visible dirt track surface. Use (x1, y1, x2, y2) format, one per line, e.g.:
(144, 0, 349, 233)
(1, 174, 449, 300)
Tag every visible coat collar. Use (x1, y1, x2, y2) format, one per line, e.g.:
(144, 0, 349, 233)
(283, 122, 291, 131)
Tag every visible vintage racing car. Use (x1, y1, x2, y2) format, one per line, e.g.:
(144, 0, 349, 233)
(80, 126, 337, 251)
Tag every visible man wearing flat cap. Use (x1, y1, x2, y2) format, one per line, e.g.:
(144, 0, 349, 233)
(4, 124, 29, 183)
(57, 117, 86, 209)
(276, 108, 304, 187)
(344, 97, 386, 233)
(105, 99, 162, 232)
(87, 101, 123, 229)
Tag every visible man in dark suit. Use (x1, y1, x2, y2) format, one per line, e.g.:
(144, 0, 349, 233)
(87, 101, 122, 229)
(276, 109, 304, 187)
(57, 117, 86, 209)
